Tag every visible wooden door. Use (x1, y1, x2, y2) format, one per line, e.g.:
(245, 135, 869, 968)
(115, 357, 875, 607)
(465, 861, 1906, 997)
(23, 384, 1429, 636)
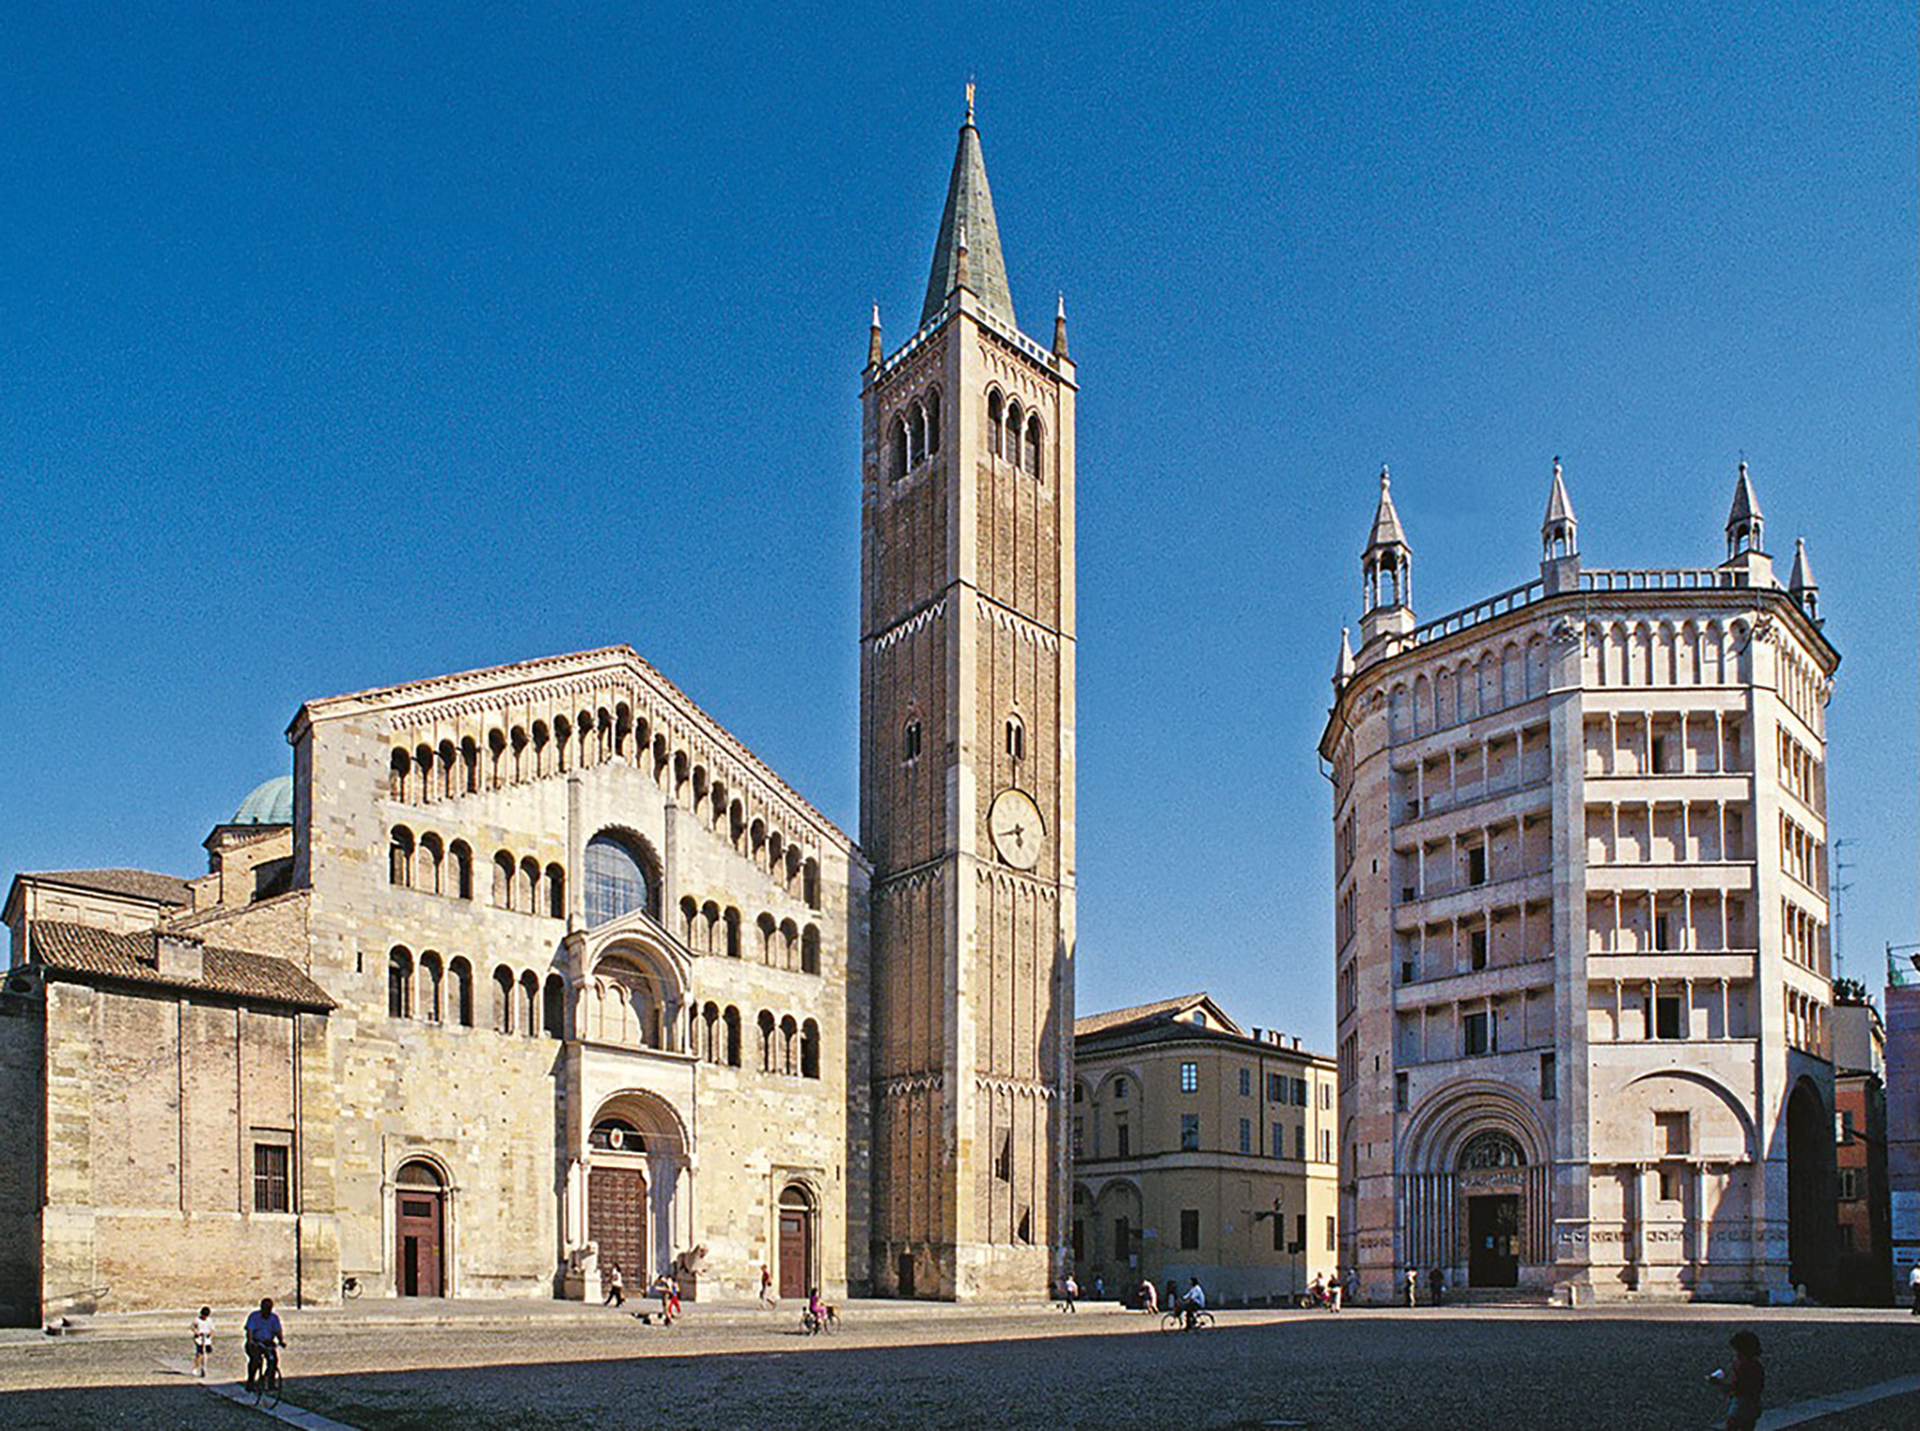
(1467, 1195, 1520, 1287)
(778, 1209, 812, 1299)
(395, 1190, 443, 1297)
(589, 1166, 648, 1290)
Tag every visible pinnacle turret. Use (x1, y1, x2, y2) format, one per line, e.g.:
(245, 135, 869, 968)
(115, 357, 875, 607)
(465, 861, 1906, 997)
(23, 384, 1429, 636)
(1726, 460, 1766, 558)
(1333, 627, 1356, 691)
(1360, 466, 1415, 644)
(1788, 536, 1820, 623)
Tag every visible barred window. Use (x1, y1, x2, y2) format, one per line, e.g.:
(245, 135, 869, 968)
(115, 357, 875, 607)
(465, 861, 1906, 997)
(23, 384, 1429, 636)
(253, 1143, 290, 1213)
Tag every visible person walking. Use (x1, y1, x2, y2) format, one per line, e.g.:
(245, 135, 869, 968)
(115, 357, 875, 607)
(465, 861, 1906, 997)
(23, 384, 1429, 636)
(190, 1306, 214, 1379)
(1093, 1275, 1104, 1302)
(1061, 1273, 1078, 1312)
(1708, 1330, 1765, 1430)
(1404, 1268, 1418, 1307)
(602, 1262, 625, 1307)
(759, 1264, 775, 1306)
(1428, 1265, 1445, 1307)
(1909, 1260, 1920, 1314)
(1140, 1277, 1158, 1314)
(1343, 1266, 1358, 1308)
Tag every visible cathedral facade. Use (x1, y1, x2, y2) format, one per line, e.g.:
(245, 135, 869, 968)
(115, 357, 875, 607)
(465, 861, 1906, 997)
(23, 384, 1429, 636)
(0, 99, 1073, 1320)
(1322, 464, 1840, 1303)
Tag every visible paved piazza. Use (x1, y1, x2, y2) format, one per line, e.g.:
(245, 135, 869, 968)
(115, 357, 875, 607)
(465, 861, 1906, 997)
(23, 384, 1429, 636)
(0, 1303, 1913, 1430)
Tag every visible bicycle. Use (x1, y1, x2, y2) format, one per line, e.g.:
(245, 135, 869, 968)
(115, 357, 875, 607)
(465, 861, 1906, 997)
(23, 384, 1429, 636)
(341, 1275, 363, 1300)
(800, 1308, 833, 1335)
(249, 1342, 284, 1411)
(1159, 1307, 1214, 1332)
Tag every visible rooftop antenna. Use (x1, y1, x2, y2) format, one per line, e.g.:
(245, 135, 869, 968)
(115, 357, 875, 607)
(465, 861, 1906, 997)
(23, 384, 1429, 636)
(1830, 838, 1854, 982)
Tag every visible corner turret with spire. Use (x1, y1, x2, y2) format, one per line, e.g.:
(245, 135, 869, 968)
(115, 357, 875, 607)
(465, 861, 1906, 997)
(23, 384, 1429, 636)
(1722, 460, 1772, 584)
(1359, 466, 1415, 652)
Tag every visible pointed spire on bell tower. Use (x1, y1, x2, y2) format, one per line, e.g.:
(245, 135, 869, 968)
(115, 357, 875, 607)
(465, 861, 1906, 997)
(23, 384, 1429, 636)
(921, 86, 1016, 329)
(1053, 292, 1069, 359)
(1360, 466, 1417, 651)
(867, 302, 883, 369)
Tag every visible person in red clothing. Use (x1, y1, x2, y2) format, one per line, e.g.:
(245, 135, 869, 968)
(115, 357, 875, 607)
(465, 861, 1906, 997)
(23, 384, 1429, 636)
(1707, 1330, 1764, 1430)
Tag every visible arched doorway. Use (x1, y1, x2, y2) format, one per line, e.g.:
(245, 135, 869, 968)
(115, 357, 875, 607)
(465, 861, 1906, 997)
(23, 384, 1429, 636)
(1457, 1131, 1527, 1287)
(1786, 1079, 1832, 1296)
(776, 1184, 816, 1299)
(394, 1160, 446, 1297)
(588, 1116, 649, 1291)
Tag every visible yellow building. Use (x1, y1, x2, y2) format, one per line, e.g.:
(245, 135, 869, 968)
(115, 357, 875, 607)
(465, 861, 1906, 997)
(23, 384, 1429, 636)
(1072, 995, 1339, 1304)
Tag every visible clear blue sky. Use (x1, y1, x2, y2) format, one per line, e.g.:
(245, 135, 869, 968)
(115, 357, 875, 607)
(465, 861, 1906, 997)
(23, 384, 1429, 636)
(2, 4, 1913, 1051)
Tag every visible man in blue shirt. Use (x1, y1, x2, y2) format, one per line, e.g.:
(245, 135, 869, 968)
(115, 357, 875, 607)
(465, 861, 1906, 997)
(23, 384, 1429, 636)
(243, 1297, 285, 1392)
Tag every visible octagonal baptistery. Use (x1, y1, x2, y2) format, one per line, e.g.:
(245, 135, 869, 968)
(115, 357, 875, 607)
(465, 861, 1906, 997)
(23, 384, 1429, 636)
(1321, 462, 1839, 1304)
(291, 645, 868, 1304)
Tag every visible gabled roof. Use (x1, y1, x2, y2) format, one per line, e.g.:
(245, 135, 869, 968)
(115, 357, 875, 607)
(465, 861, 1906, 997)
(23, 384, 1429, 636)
(293, 644, 858, 858)
(1366, 468, 1409, 552)
(26, 920, 334, 1011)
(920, 93, 1016, 330)
(1075, 992, 1241, 1040)
(18, 868, 191, 906)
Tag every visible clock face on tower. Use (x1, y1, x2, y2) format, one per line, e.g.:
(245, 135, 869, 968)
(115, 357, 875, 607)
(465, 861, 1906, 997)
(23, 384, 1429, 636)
(988, 788, 1045, 871)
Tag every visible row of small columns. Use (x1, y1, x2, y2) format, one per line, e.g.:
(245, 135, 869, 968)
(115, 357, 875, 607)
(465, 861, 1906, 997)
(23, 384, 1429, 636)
(1587, 889, 1751, 953)
(1586, 800, 1750, 863)
(1587, 709, 1745, 776)
(1589, 978, 1745, 1041)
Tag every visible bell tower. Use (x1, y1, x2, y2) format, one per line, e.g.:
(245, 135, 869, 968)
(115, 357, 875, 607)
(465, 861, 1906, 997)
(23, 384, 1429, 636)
(860, 89, 1077, 1300)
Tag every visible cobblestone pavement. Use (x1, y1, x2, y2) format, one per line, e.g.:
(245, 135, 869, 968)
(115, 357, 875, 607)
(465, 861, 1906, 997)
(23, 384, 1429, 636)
(0, 1304, 1914, 1430)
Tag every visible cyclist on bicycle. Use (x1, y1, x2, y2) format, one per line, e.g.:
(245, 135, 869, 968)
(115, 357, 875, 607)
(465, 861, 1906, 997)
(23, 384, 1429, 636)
(243, 1297, 285, 1393)
(1181, 1277, 1207, 1330)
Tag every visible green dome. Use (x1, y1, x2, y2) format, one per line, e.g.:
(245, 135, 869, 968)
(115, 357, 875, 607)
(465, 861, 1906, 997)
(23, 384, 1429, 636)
(233, 775, 294, 826)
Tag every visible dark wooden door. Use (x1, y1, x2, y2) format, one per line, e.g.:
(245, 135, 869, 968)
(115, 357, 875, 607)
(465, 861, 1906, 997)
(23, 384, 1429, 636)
(1468, 1195, 1520, 1287)
(778, 1210, 811, 1299)
(589, 1167, 648, 1290)
(395, 1190, 443, 1297)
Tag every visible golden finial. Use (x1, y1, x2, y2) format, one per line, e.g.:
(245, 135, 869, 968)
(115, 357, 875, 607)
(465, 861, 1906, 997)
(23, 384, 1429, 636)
(965, 80, 975, 124)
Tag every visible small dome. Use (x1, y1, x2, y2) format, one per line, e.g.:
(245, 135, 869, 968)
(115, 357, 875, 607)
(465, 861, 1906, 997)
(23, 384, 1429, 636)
(233, 775, 294, 827)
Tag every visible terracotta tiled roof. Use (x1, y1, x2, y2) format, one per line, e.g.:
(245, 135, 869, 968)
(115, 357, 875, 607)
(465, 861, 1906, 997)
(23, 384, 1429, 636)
(26, 868, 191, 906)
(1074, 992, 1212, 1039)
(28, 921, 334, 1011)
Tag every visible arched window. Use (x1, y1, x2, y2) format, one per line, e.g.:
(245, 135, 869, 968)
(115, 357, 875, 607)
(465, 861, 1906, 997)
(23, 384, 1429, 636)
(420, 951, 443, 1023)
(724, 907, 742, 958)
(892, 416, 909, 481)
(415, 744, 434, 798)
(780, 919, 799, 970)
(509, 726, 529, 781)
(909, 401, 927, 466)
(1025, 413, 1042, 478)
(519, 971, 539, 1037)
(802, 859, 821, 911)
(493, 850, 514, 909)
(388, 947, 413, 1019)
(390, 749, 410, 802)
(449, 957, 474, 1027)
(1005, 401, 1023, 470)
(553, 717, 571, 772)
(767, 829, 785, 876)
(757, 913, 777, 964)
(926, 387, 941, 454)
(519, 856, 539, 913)
(544, 974, 565, 1039)
(758, 1010, 777, 1071)
(1457, 1129, 1527, 1170)
(903, 718, 923, 763)
(531, 721, 549, 775)
(438, 741, 457, 799)
(724, 1006, 742, 1067)
(584, 831, 656, 925)
(546, 864, 566, 920)
(680, 897, 700, 944)
(419, 833, 444, 894)
(801, 925, 822, 975)
(800, 1018, 821, 1079)
(449, 841, 473, 900)
(1005, 715, 1026, 763)
(487, 728, 507, 787)
(780, 1015, 799, 1075)
(987, 390, 1004, 457)
(389, 828, 415, 887)
(701, 902, 721, 955)
(493, 966, 515, 1034)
